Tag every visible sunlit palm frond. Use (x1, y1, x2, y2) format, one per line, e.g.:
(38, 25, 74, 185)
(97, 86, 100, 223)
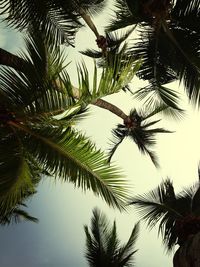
(76, 51, 141, 104)
(8, 121, 129, 210)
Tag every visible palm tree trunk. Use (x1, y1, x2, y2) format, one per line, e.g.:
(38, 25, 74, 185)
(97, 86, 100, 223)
(78, 7, 107, 54)
(0, 48, 27, 72)
(173, 233, 200, 267)
(79, 7, 100, 38)
(92, 98, 128, 120)
(71, 86, 129, 121)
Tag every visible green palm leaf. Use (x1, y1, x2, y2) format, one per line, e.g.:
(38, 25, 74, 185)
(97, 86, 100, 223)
(0, 125, 38, 214)
(76, 51, 141, 104)
(8, 121, 129, 210)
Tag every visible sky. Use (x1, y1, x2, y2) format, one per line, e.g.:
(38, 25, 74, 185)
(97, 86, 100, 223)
(1, 3, 200, 267)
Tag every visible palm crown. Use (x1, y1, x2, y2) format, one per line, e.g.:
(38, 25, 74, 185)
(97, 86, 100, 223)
(109, 106, 172, 167)
(131, 174, 200, 251)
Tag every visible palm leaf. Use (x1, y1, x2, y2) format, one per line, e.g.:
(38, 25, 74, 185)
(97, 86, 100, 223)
(9, 121, 130, 210)
(1, 0, 81, 46)
(0, 33, 76, 115)
(117, 222, 139, 267)
(81, 27, 136, 62)
(0, 206, 38, 225)
(106, 0, 142, 32)
(108, 124, 128, 163)
(134, 83, 184, 119)
(130, 179, 200, 251)
(76, 51, 141, 105)
(84, 208, 109, 267)
(0, 145, 36, 217)
(84, 207, 139, 266)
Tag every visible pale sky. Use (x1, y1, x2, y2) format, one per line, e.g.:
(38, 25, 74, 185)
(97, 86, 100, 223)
(1, 3, 200, 267)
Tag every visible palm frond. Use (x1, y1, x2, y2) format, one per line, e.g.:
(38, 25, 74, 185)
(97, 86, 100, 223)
(172, 0, 200, 18)
(9, 121, 130, 210)
(108, 124, 128, 162)
(0, 207, 38, 225)
(134, 83, 184, 118)
(117, 222, 139, 267)
(84, 207, 139, 266)
(81, 28, 136, 66)
(0, 132, 37, 216)
(130, 179, 200, 251)
(128, 27, 177, 85)
(0, 33, 76, 115)
(76, 51, 141, 104)
(131, 179, 180, 222)
(106, 0, 141, 32)
(1, 0, 81, 46)
(84, 208, 110, 267)
(160, 21, 200, 103)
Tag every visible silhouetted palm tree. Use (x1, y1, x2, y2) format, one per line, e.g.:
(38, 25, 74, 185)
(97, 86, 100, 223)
(108, 106, 172, 167)
(0, 0, 107, 46)
(131, 170, 200, 266)
(107, 0, 200, 105)
(84, 207, 139, 267)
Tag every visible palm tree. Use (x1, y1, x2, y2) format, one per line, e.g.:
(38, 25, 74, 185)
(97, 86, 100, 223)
(78, 34, 184, 167)
(0, 30, 141, 217)
(107, 0, 200, 105)
(130, 172, 200, 266)
(84, 207, 139, 267)
(0, 0, 107, 47)
(108, 107, 172, 167)
(0, 28, 177, 168)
